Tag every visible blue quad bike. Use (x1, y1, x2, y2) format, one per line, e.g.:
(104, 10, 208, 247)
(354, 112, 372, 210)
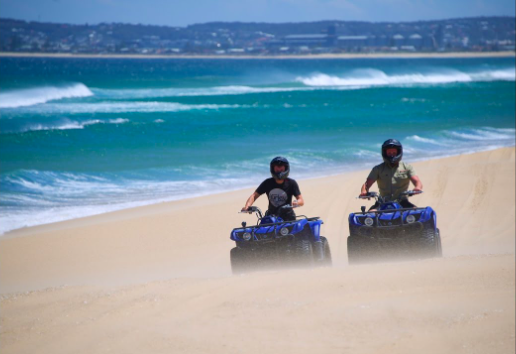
(230, 205, 332, 274)
(347, 190, 442, 264)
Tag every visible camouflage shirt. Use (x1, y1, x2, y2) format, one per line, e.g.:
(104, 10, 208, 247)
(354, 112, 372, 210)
(367, 161, 416, 201)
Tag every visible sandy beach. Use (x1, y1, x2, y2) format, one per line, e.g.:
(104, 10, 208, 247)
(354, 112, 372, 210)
(0, 51, 515, 60)
(1, 147, 514, 354)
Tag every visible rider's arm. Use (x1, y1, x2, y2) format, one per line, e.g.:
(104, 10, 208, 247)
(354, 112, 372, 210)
(410, 175, 423, 191)
(360, 178, 376, 196)
(242, 191, 261, 211)
(293, 194, 304, 208)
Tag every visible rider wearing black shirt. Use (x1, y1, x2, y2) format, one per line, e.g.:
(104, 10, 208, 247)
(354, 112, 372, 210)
(242, 156, 304, 220)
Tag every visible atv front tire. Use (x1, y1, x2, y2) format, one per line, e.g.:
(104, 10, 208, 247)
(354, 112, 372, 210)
(347, 235, 377, 264)
(230, 247, 252, 275)
(435, 228, 443, 257)
(320, 236, 332, 266)
(347, 235, 363, 265)
(420, 227, 442, 258)
(293, 237, 314, 267)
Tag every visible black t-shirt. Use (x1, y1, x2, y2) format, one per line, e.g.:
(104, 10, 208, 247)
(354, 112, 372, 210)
(256, 177, 301, 215)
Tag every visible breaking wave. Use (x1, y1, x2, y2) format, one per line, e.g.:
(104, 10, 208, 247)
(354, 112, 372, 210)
(296, 67, 516, 87)
(0, 83, 93, 108)
(0, 169, 255, 234)
(20, 118, 129, 133)
(91, 67, 515, 99)
(404, 127, 515, 161)
(93, 85, 304, 99)
(11, 101, 248, 114)
(2, 67, 512, 110)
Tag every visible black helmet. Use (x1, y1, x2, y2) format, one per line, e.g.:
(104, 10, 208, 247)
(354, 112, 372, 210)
(270, 156, 290, 180)
(382, 139, 403, 165)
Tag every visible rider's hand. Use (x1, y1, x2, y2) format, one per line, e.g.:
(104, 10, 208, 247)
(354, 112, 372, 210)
(241, 206, 249, 212)
(292, 200, 299, 208)
(360, 191, 370, 200)
(413, 188, 422, 193)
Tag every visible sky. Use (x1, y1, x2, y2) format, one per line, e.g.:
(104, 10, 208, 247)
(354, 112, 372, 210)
(1, 0, 515, 27)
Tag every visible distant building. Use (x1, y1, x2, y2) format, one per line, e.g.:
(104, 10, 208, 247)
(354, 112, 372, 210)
(337, 35, 368, 49)
(408, 34, 423, 49)
(400, 45, 416, 51)
(1, 17, 514, 55)
(228, 48, 245, 54)
(371, 35, 390, 47)
(284, 34, 328, 47)
(392, 34, 405, 47)
(327, 25, 337, 46)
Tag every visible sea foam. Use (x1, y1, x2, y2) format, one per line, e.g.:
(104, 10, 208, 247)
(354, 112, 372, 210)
(20, 118, 129, 133)
(296, 67, 515, 87)
(14, 101, 247, 114)
(79, 67, 516, 101)
(406, 135, 446, 145)
(93, 85, 302, 99)
(446, 128, 516, 141)
(0, 83, 94, 108)
(0, 170, 256, 234)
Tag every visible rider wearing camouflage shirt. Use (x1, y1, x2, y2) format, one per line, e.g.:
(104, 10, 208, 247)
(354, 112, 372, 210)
(360, 139, 423, 211)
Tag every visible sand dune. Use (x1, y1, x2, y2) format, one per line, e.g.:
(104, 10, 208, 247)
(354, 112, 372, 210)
(1, 147, 514, 354)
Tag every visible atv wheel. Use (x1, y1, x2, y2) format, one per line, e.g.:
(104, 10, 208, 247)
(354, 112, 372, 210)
(347, 235, 364, 265)
(293, 237, 314, 267)
(230, 247, 252, 275)
(435, 228, 443, 257)
(420, 227, 442, 258)
(347, 235, 378, 264)
(320, 236, 332, 266)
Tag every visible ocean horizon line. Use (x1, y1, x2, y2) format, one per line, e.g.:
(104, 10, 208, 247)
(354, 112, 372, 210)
(1, 51, 515, 60)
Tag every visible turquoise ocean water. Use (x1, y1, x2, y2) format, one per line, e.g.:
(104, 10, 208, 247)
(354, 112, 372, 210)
(0, 57, 515, 234)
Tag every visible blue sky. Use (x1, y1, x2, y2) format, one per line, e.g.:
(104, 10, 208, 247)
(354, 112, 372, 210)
(1, 0, 514, 26)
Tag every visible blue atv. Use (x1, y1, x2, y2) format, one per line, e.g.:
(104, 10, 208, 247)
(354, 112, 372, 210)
(347, 190, 442, 264)
(230, 205, 332, 274)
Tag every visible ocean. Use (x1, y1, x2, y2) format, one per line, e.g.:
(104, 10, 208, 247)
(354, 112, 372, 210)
(0, 56, 514, 234)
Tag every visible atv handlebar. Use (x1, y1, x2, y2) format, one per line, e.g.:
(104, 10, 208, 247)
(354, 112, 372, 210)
(239, 204, 301, 220)
(358, 191, 379, 199)
(402, 190, 423, 197)
(240, 206, 263, 219)
(240, 206, 262, 213)
(358, 190, 423, 201)
(240, 203, 300, 213)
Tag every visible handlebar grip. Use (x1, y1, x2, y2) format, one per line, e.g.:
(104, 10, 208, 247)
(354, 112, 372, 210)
(404, 190, 423, 196)
(359, 192, 377, 198)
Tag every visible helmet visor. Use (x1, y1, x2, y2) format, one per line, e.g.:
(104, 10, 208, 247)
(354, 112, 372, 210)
(385, 147, 399, 157)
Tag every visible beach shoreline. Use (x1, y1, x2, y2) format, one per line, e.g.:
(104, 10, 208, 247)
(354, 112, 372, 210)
(1, 145, 513, 239)
(2, 146, 514, 254)
(1, 50, 514, 60)
(1, 147, 514, 354)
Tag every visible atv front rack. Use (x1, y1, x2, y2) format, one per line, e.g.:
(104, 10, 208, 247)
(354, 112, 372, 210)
(358, 207, 427, 215)
(355, 207, 428, 228)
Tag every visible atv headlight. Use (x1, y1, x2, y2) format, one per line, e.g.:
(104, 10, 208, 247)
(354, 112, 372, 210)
(364, 217, 374, 226)
(243, 232, 252, 241)
(280, 227, 289, 236)
(406, 215, 416, 224)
